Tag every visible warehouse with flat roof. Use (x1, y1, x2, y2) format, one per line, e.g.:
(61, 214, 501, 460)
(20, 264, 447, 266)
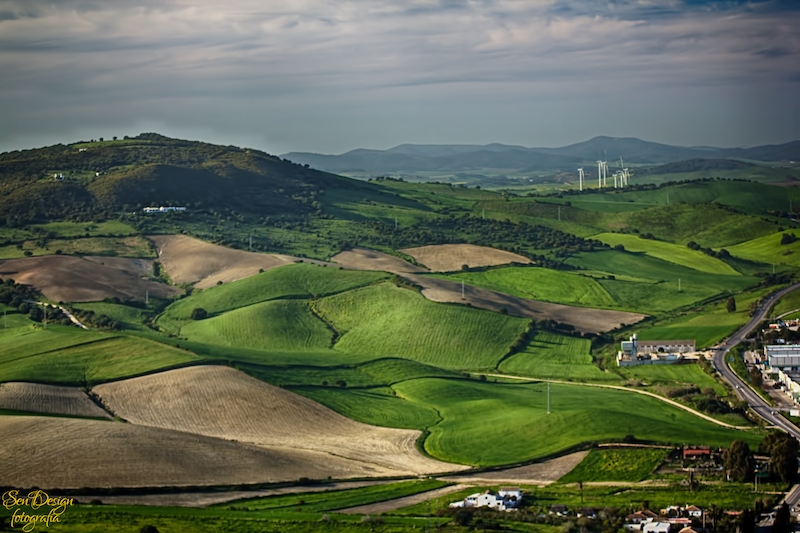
(764, 345, 800, 370)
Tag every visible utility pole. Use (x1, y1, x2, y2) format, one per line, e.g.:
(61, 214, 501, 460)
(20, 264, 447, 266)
(249, 234, 252, 250)
(146, 290, 149, 305)
(482, 208, 485, 219)
(461, 280, 465, 300)
(395, 217, 398, 230)
(558, 206, 561, 222)
(43, 305, 47, 329)
(547, 380, 551, 414)
(678, 278, 681, 292)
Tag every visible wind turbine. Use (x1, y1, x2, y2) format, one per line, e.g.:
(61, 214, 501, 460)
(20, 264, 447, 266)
(577, 168, 584, 191)
(597, 161, 603, 188)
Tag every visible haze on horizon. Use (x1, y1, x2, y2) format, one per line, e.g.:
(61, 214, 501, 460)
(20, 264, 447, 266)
(0, 0, 798, 156)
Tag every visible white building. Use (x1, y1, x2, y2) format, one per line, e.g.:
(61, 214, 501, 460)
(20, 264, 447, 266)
(765, 345, 800, 370)
(617, 334, 688, 367)
(143, 206, 188, 214)
(449, 488, 522, 512)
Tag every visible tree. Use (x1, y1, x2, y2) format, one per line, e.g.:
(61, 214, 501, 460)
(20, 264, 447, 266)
(763, 431, 799, 485)
(773, 503, 791, 533)
(190, 308, 208, 320)
(781, 233, 797, 245)
(723, 440, 754, 482)
(749, 367, 763, 389)
(727, 297, 737, 313)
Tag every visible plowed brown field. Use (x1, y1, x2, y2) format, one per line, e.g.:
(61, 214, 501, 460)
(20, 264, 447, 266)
(0, 416, 387, 489)
(94, 366, 465, 476)
(400, 244, 531, 272)
(149, 235, 293, 288)
(331, 247, 426, 273)
(0, 255, 180, 302)
(0, 382, 111, 419)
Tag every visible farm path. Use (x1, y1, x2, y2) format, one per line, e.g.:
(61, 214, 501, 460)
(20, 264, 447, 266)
(486, 374, 752, 430)
(80, 480, 393, 508)
(439, 451, 588, 486)
(336, 484, 471, 515)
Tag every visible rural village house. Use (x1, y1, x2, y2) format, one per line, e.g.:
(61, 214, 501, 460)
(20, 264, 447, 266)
(449, 487, 522, 512)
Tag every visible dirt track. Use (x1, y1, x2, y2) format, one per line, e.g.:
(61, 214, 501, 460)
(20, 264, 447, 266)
(401, 244, 532, 272)
(0, 255, 180, 303)
(439, 451, 589, 485)
(404, 274, 645, 333)
(94, 366, 466, 477)
(0, 382, 111, 419)
(337, 484, 471, 515)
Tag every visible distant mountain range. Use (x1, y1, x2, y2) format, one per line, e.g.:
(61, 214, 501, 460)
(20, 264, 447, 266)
(282, 136, 800, 174)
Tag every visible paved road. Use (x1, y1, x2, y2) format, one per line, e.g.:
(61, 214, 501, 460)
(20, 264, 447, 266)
(710, 281, 800, 507)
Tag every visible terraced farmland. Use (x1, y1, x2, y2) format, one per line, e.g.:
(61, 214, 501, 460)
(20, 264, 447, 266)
(316, 282, 528, 369)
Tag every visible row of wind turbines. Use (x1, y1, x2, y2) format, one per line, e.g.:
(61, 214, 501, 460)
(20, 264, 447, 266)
(576, 157, 630, 191)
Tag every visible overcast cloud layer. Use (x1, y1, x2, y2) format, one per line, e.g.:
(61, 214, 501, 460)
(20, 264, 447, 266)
(0, 0, 798, 154)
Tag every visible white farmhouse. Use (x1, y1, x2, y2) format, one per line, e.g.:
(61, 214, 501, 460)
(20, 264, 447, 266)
(449, 488, 522, 512)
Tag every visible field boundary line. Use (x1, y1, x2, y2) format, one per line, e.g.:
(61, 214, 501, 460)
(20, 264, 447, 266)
(485, 374, 752, 430)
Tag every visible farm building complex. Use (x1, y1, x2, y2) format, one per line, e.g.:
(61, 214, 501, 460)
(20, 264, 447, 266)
(617, 335, 696, 366)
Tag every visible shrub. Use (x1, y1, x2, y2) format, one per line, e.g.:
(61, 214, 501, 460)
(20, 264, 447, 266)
(191, 308, 208, 320)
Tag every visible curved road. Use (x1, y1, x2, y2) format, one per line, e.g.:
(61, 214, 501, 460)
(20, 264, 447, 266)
(711, 281, 800, 508)
(711, 282, 800, 440)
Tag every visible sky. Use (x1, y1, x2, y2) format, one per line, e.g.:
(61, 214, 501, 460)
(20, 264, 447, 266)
(0, 0, 799, 156)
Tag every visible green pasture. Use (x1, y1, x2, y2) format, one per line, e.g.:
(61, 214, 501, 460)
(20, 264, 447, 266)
(636, 287, 773, 348)
(392, 378, 760, 467)
(317, 282, 528, 370)
(618, 363, 726, 396)
(72, 302, 150, 331)
(597, 204, 780, 248)
(594, 233, 740, 275)
(771, 286, 800, 318)
(498, 331, 615, 381)
(158, 263, 389, 333)
(558, 447, 667, 483)
(30, 220, 138, 238)
(181, 300, 332, 352)
(0, 236, 155, 259)
(296, 386, 443, 429)
(435, 266, 617, 309)
(0, 312, 33, 329)
(0, 327, 200, 384)
(728, 231, 800, 269)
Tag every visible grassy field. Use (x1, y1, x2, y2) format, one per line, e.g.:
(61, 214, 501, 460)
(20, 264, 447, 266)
(0, 236, 155, 259)
(30, 220, 139, 237)
(157, 263, 389, 333)
(566, 249, 758, 313)
(227, 479, 449, 512)
(558, 447, 667, 482)
(0, 327, 200, 384)
(772, 286, 800, 318)
(636, 287, 773, 348)
(498, 331, 616, 381)
(391, 378, 760, 466)
(593, 233, 741, 275)
(71, 302, 151, 331)
(435, 266, 617, 308)
(728, 231, 800, 269)
(618, 363, 726, 396)
(317, 282, 528, 370)
(297, 386, 442, 429)
(181, 300, 333, 352)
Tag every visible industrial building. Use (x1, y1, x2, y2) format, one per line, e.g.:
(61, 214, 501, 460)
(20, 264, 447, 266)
(764, 344, 800, 371)
(617, 334, 693, 366)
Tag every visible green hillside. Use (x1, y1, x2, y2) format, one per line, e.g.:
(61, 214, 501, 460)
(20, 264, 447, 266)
(181, 300, 332, 352)
(498, 331, 613, 381)
(158, 263, 389, 333)
(317, 282, 528, 369)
